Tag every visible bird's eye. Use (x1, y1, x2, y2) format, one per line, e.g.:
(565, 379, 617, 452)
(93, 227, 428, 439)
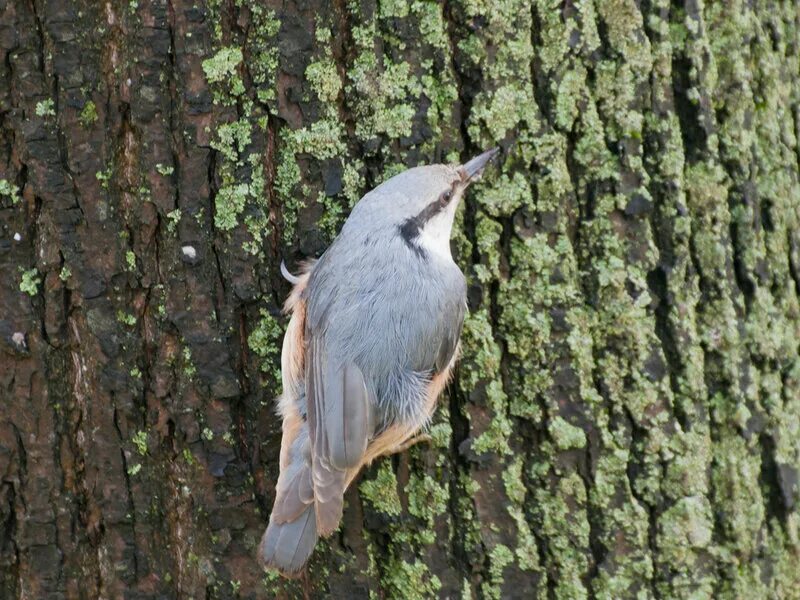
(439, 189, 452, 205)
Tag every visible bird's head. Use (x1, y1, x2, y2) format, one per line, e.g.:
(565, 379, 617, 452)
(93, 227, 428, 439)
(347, 148, 500, 259)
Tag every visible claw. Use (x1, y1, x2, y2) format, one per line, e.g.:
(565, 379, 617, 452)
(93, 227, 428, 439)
(393, 433, 432, 454)
(280, 260, 301, 285)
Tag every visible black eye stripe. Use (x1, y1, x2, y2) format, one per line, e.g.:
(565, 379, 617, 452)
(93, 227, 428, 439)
(398, 185, 457, 256)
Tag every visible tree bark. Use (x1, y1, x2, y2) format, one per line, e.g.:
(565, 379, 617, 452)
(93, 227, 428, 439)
(2, 0, 799, 598)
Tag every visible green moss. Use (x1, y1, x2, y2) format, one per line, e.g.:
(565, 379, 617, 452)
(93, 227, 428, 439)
(531, 133, 573, 199)
(247, 309, 283, 379)
(214, 183, 249, 231)
(459, 0, 539, 144)
(470, 380, 512, 456)
(212, 119, 252, 163)
(96, 168, 112, 189)
(79, 100, 98, 127)
(471, 84, 538, 142)
(548, 417, 587, 450)
(459, 309, 502, 388)
(655, 495, 714, 595)
(166, 208, 181, 233)
(710, 435, 766, 558)
(501, 458, 525, 504)
(271, 26, 351, 243)
(477, 171, 529, 218)
(662, 430, 712, 501)
(132, 430, 148, 455)
(348, 38, 420, 141)
(461, 579, 472, 600)
(501, 458, 541, 573)
(242, 152, 271, 255)
(453, 472, 484, 561)
(274, 131, 303, 243)
(202, 115, 256, 235)
(202, 46, 245, 99)
(0, 179, 21, 204)
(291, 120, 346, 160)
(59, 265, 71, 282)
(346, 2, 460, 150)
(19, 268, 40, 296)
(482, 544, 514, 600)
(117, 311, 136, 326)
(182, 346, 196, 377)
(472, 214, 502, 284)
(305, 60, 342, 103)
(573, 101, 619, 180)
(81, 0, 797, 596)
(236, 1, 280, 103)
(182, 448, 196, 466)
(155, 163, 174, 176)
(382, 558, 441, 600)
(35, 98, 55, 117)
(406, 472, 448, 544)
(359, 460, 402, 516)
(125, 250, 136, 271)
(341, 160, 365, 206)
(534, 471, 590, 599)
(427, 421, 452, 449)
(497, 230, 585, 423)
(378, 0, 409, 19)
(509, 504, 539, 572)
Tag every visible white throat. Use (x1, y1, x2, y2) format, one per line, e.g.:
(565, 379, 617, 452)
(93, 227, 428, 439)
(417, 211, 455, 260)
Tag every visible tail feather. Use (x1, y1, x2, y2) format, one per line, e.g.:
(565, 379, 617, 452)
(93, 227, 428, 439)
(259, 505, 318, 576)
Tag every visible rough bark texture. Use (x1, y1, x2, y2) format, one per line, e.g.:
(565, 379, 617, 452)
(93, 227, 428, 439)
(1, 0, 799, 598)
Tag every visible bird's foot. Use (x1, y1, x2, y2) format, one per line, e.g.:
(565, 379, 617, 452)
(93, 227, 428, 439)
(394, 433, 432, 454)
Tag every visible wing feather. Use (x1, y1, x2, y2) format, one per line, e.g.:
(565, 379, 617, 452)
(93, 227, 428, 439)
(305, 335, 374, 536)
(270, 453, 313, 523)
(435, 299, 466, 374)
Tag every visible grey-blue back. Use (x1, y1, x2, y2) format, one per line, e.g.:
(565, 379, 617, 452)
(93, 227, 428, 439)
(303, 203, 466, 431)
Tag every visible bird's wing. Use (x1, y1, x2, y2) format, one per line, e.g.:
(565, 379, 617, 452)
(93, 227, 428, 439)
(434, 298, 466, 374)
(269, 415, 314, 523)
(305, 334, 375, 536)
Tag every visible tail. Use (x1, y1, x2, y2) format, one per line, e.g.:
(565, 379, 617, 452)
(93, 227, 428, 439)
(258, 505, 318, 576)
(258, 415, 319, 576)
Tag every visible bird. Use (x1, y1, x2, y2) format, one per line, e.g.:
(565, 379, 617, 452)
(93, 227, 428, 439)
(258, 148, 500, 575)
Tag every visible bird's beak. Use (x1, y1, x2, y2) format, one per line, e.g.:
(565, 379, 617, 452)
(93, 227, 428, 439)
(460, 147, 500, 181)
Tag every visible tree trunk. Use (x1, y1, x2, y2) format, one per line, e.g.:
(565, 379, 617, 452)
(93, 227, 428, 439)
(2, 0, 799, 598)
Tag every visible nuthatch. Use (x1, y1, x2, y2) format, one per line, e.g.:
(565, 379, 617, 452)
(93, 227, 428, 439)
(258, 148, 500, 575)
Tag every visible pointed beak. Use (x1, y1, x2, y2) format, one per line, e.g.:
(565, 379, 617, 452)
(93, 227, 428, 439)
(460, 147, 500, 181)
